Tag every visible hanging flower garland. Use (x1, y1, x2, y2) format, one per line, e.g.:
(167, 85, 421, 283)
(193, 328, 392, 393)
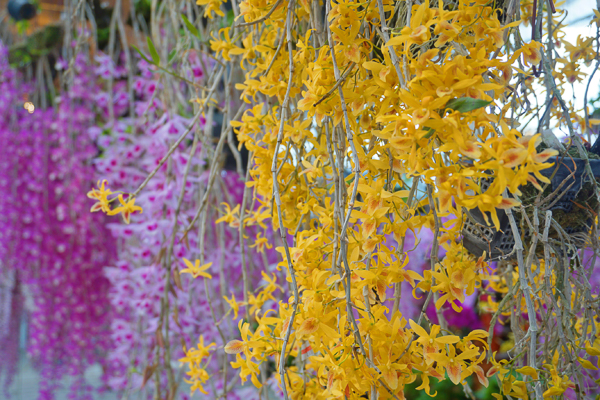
(0, 44, 116, 399)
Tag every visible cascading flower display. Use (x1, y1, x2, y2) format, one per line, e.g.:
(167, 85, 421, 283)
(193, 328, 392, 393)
(185, 0, 600, 398)
(3, 0, 600, 397)
(91, 53, 280, 399)
(0, 44, 116, 399)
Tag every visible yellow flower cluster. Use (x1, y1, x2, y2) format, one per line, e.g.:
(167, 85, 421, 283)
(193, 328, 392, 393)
(179, 336, 215, 395)
(184, 0, 600, 397)
(86, 180, 143, 224)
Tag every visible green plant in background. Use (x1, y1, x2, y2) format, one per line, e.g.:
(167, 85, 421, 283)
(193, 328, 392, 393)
(404, 375, 501, 400)
(15, 20, 29, 35)
(8, 24, 63, 67)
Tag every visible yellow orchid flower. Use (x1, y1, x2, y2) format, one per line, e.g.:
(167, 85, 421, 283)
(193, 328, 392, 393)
(180, 259, 213, 279)
(106, 194, 143, 224)
(87, 179, 113, 213)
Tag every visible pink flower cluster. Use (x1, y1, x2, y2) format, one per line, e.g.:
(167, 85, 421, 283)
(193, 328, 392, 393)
(93, 54, 277, 399)
(0, 45, 116, 399)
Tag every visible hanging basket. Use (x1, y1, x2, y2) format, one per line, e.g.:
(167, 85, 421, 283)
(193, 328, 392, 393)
(462, 156, 600, 261)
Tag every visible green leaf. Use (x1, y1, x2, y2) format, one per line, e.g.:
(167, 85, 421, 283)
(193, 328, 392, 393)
(445, 97, 491, 113)
(146, 37, 160, 65)
(132, 45, 152, 65)
(227, 9, 235, 26)
(285, 355, 295, 368)
(181, 14, 201, 39)
(422, 127, 436, 139)
(167, 49, 177, 64)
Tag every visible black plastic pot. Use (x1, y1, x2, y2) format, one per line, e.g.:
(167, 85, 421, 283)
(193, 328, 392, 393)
(7, 0, 36, 21)
(462, 157, 600, 261)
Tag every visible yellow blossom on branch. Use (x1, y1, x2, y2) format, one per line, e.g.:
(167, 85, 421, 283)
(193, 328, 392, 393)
(87, 179, 112, 213)
(180, 259, 213, 279)
(196, 0, 225, 18)
(87, 180, 143, 224)
(179, 336, 215, 395)
(106, 194, 143, 224)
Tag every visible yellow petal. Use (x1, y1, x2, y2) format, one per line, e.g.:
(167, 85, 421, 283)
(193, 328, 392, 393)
(578, 357, 598, 370)
(543, 386, 566, 398)
(447, 362, 462, 385)
(516, 366, 539, 379)
(532, 148, 558, 163)
(473, 365, 489, 388)
(502, 148, 527, 168)
(224, 340, 245, 354)
(497, 197, 520, 210)
(297, 317, 319, 336)
(436, 335, 460, 344)
(409, 319, 429, 338)
(383, 368, 398, 390)
(585, 345, 600, 356)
